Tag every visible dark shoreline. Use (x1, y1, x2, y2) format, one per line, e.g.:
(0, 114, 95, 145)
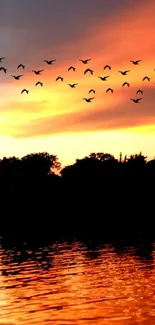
(0, 151, 155, 244)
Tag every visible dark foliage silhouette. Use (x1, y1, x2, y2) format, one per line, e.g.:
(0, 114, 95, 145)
(0, 150, 155, 241)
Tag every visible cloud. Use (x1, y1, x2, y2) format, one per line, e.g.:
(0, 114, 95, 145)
(0, 0, 144, 66)
(1, 0, 155, 141)
(7, 86, 155, 138)
(1, 100, 49, 113)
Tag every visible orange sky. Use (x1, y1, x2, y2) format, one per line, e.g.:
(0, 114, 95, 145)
(0, 0, 155, 166)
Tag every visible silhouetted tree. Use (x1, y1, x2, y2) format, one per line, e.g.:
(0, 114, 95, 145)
(0, 156, 22, 177)
(127, 152, 147, 165)
(0, 149, 155, 241)
(21, 152, 61, 176)
(85, 152, 116, 161)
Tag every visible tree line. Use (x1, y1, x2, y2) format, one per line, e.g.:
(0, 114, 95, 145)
(0, 151, 154, 240)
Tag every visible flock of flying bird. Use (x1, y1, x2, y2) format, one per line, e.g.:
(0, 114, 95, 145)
(0, 57, 153, 103)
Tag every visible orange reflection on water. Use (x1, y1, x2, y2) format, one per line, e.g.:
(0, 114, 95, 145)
(0, 242, 154, 325)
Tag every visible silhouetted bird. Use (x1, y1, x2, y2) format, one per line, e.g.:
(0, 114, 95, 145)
(130, 98, 142, 103)
(89, 89, 95, 94)
(35, 81, 43, 86)
(44, 60, 56, 64)
(84, 68, 93, 75)
(98, 76, 109, 81)
(136, 89, 143, 94)
(106, 88, 113, 93)
(56, 76, 64, 81)
(11, 75, 23, 80)
(122, 82, 130, 87)
(68, 83, 78, 88)
(0, 67, 7, 73)
(83, 97, 94, 102)
(118, 70, 130, 75)
(0, 57, 5, 62)
(130, 60, 142, 65)
(32, 70, 44, 75)
(79, 59, 91, 64)
(68, 66, 76, 71)
(21, 89, 29, 94)
(143, 76, 150, 81)
(104, 65, 111, 70)
(17, 64, 25, 69)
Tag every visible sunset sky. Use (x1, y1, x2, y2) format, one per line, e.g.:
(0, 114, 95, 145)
(1, 0, 155, 166)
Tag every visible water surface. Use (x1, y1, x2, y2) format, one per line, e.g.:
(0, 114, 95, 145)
(0, 241, 155, 325)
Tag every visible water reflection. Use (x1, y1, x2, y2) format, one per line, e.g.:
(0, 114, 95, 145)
(0, 241, 154, 325)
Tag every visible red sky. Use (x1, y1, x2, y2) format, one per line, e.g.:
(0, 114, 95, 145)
(0, 0, 155, 166)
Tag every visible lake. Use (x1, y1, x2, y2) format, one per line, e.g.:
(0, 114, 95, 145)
(0, 240, 155, 325)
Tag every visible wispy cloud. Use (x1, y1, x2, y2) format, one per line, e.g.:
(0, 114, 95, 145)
(6, 86, 155, 138)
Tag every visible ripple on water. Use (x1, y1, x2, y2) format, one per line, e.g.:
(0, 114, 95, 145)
(0, 241, 154, 325)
